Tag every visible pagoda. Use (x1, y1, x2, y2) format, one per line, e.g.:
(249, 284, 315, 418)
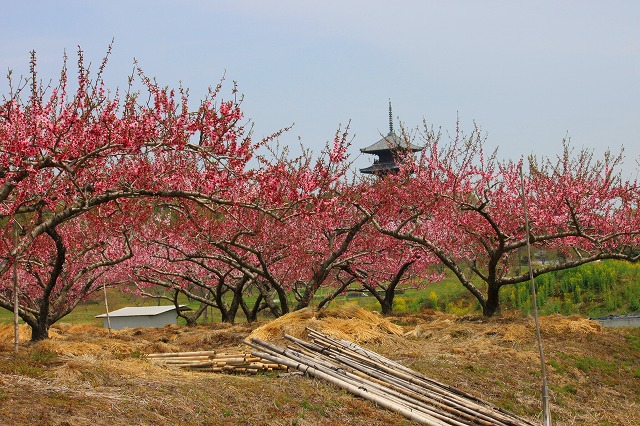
(359, 102, 422, 175)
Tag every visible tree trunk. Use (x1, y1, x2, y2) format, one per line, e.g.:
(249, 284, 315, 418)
(182, 302, 209, 326)
(483, 285, 501, 317)
(223, 288, 244, 324)
(380, 284, 399, 315)
(220, 298, 241, 323)
(30, 320, 50, 342)
(295, 279, 319, 311)
(380, 297, 394, 315)
(241, 293, 264, 323)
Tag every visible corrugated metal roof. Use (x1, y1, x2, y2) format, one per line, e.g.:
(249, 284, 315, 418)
(96, 305, 185, 318)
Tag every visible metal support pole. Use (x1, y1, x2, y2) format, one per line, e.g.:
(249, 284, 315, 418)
(102, 282, 112, 335)
(12, 221, 19, 352)
(520, 165, 552, 426)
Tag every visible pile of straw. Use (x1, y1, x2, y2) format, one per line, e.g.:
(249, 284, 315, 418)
(539, 314, 603, 335)
(248, 304, 403, 344)
(501, 315, 602, 343)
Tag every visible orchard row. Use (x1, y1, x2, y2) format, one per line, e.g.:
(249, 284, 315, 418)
(1, 50, 638, 340)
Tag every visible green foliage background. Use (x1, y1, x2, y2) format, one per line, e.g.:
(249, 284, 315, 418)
(502, 260, 640, 317)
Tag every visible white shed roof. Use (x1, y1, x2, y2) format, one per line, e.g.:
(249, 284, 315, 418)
(96, 305, 185, 318)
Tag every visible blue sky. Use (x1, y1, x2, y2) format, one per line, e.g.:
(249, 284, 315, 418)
(2, 1, 639, 177)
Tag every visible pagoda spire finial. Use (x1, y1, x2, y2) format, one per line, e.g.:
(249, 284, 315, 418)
(388, 99, 394, 135)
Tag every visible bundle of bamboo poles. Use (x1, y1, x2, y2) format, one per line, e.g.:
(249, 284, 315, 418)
(146, 350, 288, 374)
(245, 329, 536, 426)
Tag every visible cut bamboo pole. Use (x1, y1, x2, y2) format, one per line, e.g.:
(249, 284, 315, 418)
(309, 329, 482, 403)
(145, 331, 534, 425)
(519, 165, 553, 426)
(150, 356, 211, 362)
(146, 350, 220, 358)
(285, 334, 514, 426)
(284, 341, 473, 426)
(146, 350, 287, 374)
(246, 330, 535, 426)
(285, 336, 500, 426)
(250, 338, 489, 426)
(304, 329, 526, 426)
(250, 347, 448, 426)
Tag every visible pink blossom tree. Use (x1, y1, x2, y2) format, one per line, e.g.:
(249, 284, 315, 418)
(0, 48, 259, 339)
(321, 223, 441, 314)
(0, 204, 139, 340)
(359, 123, 640, 317)
(129, 199, 281, 324)
(123, 128, 397, 321)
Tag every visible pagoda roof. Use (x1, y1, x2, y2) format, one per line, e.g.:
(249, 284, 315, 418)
(359, 161, 401, 175)
(360, 131, 422, 154)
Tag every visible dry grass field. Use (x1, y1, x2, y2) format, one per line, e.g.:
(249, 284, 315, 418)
(1, 306, 639, 425)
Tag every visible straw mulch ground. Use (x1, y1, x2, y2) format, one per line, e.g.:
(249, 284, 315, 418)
(0, 321, 255, 356)
(0, 308, 638, 426)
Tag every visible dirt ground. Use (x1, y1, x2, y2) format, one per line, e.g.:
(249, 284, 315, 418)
(1, 306, 638, 425)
